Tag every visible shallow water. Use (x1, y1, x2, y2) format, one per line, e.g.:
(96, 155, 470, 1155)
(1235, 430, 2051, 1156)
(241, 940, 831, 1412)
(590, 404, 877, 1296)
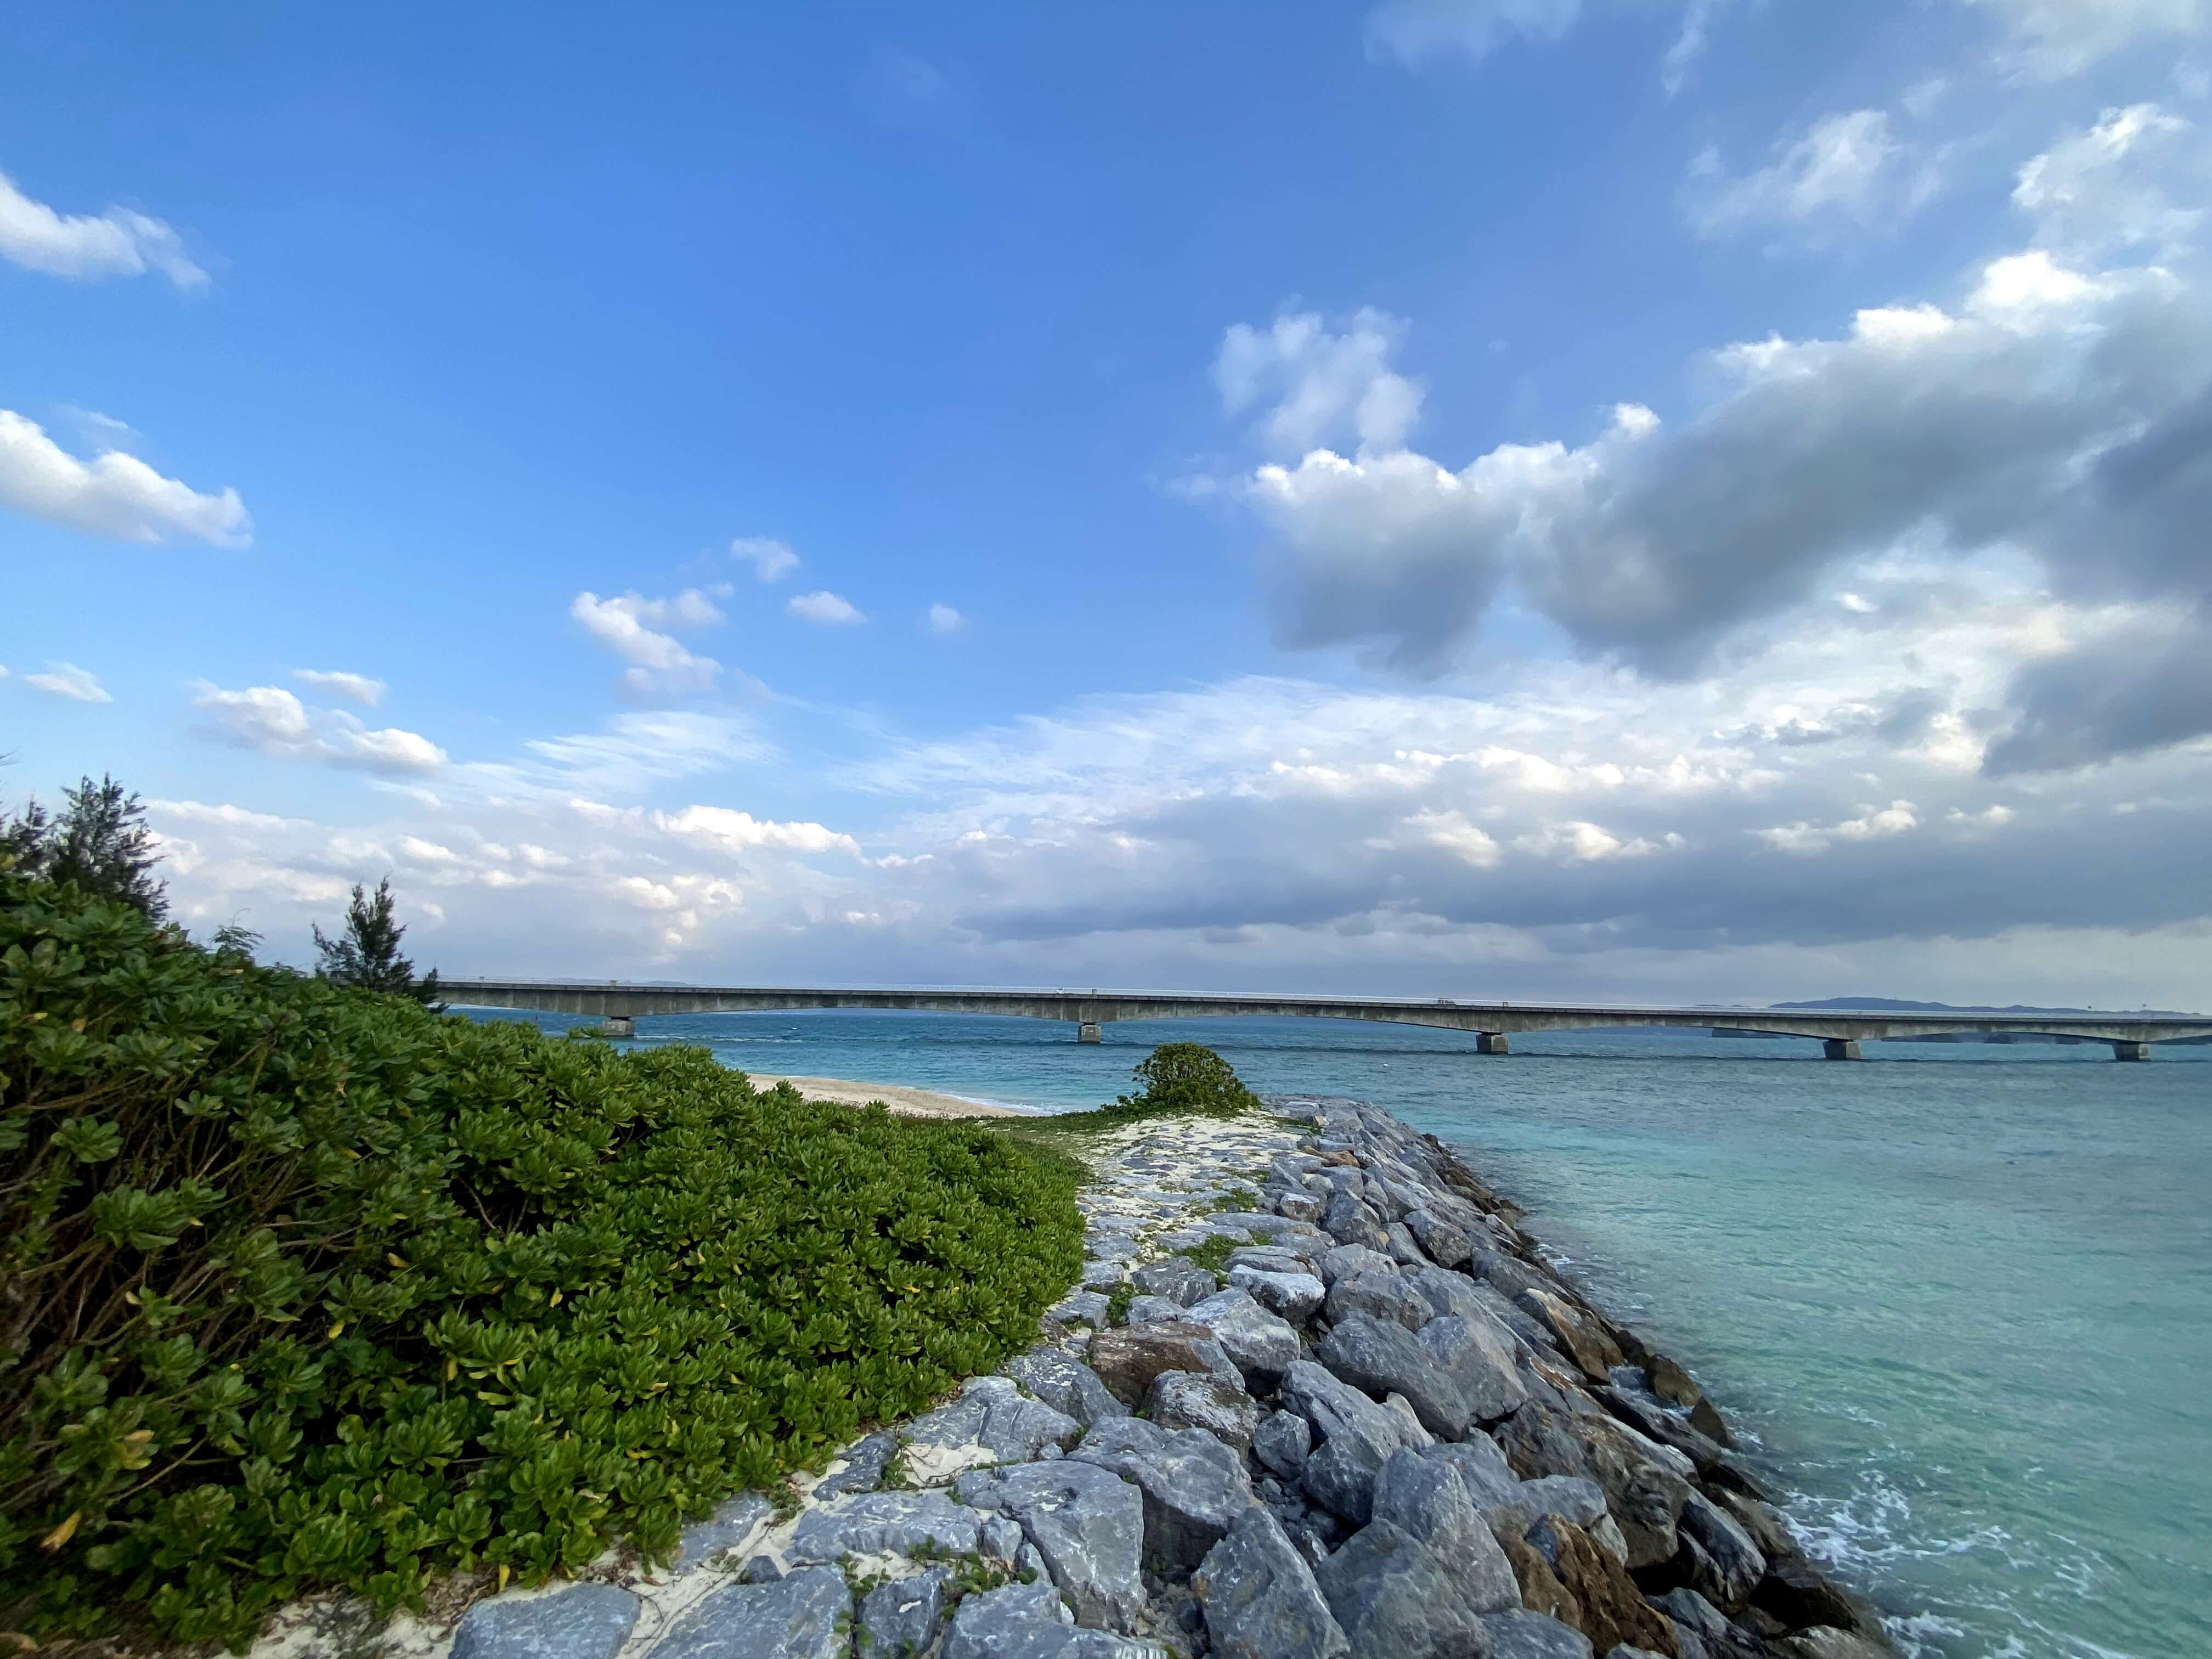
(464, 1006, 2209, 1659)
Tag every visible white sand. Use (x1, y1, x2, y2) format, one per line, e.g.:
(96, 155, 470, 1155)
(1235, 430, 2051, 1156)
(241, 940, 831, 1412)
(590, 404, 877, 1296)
(742, 1073, 1025, 1119)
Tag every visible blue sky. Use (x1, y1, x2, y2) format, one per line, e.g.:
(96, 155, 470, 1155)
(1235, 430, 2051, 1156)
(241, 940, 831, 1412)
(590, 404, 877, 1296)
(6, 1, 2211, 1006)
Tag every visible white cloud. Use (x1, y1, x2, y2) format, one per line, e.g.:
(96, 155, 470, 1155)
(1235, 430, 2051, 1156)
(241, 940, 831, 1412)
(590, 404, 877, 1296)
(150, 799, 304, 831)
(1365, 0, 1586, 66)
(0, 409, 249, 545)
(1686, 111, 1940, 242)
(1215, 308, 1423, 454)
(731, 535, 799, 582)
(926, 602, 967, 635)
(0, 168, 206, 287)
(1757, 800, 1919, 854)
(23, 662, 111, 703)
(788, 590, 866, 625)
(291, 669, 387, 707)
(2013, 103, 2203, 257)
(653, 805, 861, 857)
(1965, 0, 2210, 80)
(190, 682, 449, 772)
(570, 589, 725, 696)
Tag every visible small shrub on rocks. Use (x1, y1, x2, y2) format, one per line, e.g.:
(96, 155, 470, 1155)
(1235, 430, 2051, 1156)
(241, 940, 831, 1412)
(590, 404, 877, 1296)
(1116, 1043, 1260, 1118)
(0, 867, 1083, 1649)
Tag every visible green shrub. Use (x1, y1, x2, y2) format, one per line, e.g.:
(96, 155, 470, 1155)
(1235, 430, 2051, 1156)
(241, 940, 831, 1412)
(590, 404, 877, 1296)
(1116, 1042, 1260, 1118)
(0, 868, 1083, 1649)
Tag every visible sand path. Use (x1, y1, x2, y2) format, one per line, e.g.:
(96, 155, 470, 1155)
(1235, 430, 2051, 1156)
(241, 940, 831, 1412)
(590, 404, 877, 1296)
(741, 1073, 1026, 1119)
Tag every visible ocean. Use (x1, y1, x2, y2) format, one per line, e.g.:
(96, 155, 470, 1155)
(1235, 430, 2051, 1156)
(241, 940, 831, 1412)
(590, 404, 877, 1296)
(464, 1007, 2210, 1659)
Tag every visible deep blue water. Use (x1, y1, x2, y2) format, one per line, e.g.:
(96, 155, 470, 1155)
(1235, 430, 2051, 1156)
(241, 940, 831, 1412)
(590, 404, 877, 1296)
(462, 1007, 2209, 1659)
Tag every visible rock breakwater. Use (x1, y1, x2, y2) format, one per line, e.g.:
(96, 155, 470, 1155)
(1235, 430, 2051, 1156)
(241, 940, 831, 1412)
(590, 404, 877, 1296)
(269, 1095, 1892, 1659)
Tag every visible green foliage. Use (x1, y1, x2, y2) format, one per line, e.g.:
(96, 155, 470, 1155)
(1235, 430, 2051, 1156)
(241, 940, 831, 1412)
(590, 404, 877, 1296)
(313, 876, 441, 1008)
(1179, 1237, 1238, 1274)
(3, 775, 167, 923)
(1118, 1043, 1261, 1118)
(0, 868, 1083, 1649)
(1102, 1281, 1136, 1326)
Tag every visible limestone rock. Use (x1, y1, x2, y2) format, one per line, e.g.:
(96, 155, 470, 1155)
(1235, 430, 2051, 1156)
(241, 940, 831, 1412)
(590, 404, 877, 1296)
(1776, 1629, 1892, 1659)
(1280, 1359, 1426, 1525)
(1071, 1415, 1255, 1568)
(1135, 1258, 1221, 1307)
(1321, 1189, 1388, 1248)
(1492, 1403, 1692, 1570)
(1404, 1209, 1476, 1268)
(1050, 1289, 1113, 1328)
(1324, 1268, 1432, 1333)
(1313, 1313, 1489, 1439)
(787, 1489, 980, 1563)
(1193, 1505, 1352, 1659)
(1645, 1353, 1701, 1410)
(1317, 1243, 1396, 1285)
(1549, 1523, 1679, 1657)
(1255, 1408, 1313, 1479)
(904, 1375, 1085, 1469)
(1229, 1266, 1327, 1322)
(1368, 1449, 1521, 1612)
(1231, 1244, 1323, 1277)
(1384, 1222, 1431, 1267)
(1711, 1492, 1797, 1564)
(858, 1566, 954, 1657)
(654, 1566, 852, 1659)
(1127, 1295, 1188, 1326)
(1421, 1312, 1532, 1423)
(1004, 1347, 1132, 1427)
(1311, 1517, 1495, 1658)
(1516, 1289, 1625, 1385)
(451, 1584, 640, 1659)
(1483, 1611, 1597, 1659)
(1678, 1492, 1766, 1613)
(1752, 1556, 1884, 1640)
(672, 1491, 777, 1569)
(943, 1577, 1167, 1657)
(1182, 1288, 1303, 1385)
(1087, 1321, 1241, 1405)
(1501, 1532, 1581, 1624)
(956, 1459, 1146, 1632)
(1148, 1368, 1262, 1451)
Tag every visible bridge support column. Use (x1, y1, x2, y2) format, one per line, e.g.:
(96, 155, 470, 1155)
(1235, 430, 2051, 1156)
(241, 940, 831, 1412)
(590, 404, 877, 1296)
(1077, 1022, 1102, 1043)
(1823, 1039, 1862, 1061)
(600, 1014, 636, 1040)
(1476, 1032, 1509, 1056)
(2113, 1040, 2150, 1062)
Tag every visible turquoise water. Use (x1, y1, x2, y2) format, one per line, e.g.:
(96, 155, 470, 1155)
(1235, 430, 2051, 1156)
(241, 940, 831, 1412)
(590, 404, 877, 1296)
(466, 1008, 2209, 1659)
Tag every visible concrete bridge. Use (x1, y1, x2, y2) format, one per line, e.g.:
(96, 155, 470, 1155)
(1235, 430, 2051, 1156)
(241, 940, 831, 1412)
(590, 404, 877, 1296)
(438, 980, 2211, 1061)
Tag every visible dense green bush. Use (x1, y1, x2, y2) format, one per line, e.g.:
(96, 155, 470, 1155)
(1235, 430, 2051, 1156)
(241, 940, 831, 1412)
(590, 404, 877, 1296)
(0, 868, 1083, 1649)
(1116, 1041, 1261, 1118)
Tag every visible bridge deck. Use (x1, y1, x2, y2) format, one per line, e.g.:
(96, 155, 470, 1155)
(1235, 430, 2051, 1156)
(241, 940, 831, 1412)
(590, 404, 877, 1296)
(438, 980, 2210, 1050)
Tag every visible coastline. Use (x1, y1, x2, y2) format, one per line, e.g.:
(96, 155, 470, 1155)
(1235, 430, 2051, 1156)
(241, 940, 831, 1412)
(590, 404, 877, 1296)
(740, 1071, 1030, 1119)
(242, 1085, 1897, 1659)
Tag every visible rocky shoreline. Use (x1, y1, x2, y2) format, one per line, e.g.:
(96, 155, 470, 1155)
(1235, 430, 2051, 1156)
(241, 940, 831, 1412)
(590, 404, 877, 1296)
(266, 1094, 1893, 1659)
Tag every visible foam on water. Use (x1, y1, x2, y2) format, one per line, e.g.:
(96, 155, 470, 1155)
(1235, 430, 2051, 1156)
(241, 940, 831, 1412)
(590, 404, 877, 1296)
(466, 1007, 2211, 1658)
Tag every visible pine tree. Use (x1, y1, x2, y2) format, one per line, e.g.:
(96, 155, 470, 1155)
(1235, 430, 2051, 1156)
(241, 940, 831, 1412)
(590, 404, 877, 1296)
(3, 775, 167, 921)
(313, 876, 442, 1006)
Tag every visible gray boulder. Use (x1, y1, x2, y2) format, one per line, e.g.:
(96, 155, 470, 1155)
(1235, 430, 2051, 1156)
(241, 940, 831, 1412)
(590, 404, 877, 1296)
(787, 1489, 980, 1562)
(1420, 1313, 1531, 1423)
(1135, 1258, 1221, 1306)
(1004, 1347, 1132, 1427)
(1404, 1209, 1475, 1268)
(1049, 1289, 1113, 1328)
(1492, 1403, 1692, 1570)
(1127, 1295, 1189, 1326)
(859, 1566, 954, 1657)
(1148, 1369, 1262, 1451)
(905, 1376, 1084, 1466)
(1497, 1475, 1611, 1538)
(811, 1431, 895, 1500)
(451, 1584, 639, 1659)
(1229, 1266, 1327, 1323)
(1182, 1289, 1302, 1384)
(1368, 1450, 1520, 1612)
(1276, 1190, 1325, 1222)
(956, 1460, 1146, 1632)
(1313, 1314, 1484, 1439)
(1403, 1264, 1491, 1325)
(941, 1578, 1168, 1659)
(654, 1566, 851, 1659)
(1228, 1245, 1321, 1277)
(1192, 1506, 1351, 1659)
(1324, 1268, 1432, 1333)
(1087, 1321, 1242, 1406)
(1679, 1491, 1766, 1612)
(1311, 1518, 1496, 1658)
(672, 1491, 777, 1569)
(1481, 1612, 1594, 1659)
(1071, 1415, 1255, 1568)
(1317, 1243, 1395, 1286)
(1384, 1222, 1431, 1267)
(1254, 1409, 1313, 1480)
(1279, 1359, 1425, 1525)
(1321, 1190, 1388, 1248)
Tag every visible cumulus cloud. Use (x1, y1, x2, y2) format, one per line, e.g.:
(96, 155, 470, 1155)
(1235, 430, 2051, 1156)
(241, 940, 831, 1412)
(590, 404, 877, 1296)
(571, 588, 725, 696)
(23, 663, 111, 703)
(291, 669, 386, 706)
(925, 602, 967, 635)
(0, 168, 206, 286)
(0, 409, 250, 545)
(1215, 309, 1423, 453)
(653, 805, 861, 856)
(190, 682, 449, 772)
(1205, 108, 2212, 771)
(2014, 103, 2204, 257)
(1686, 111, 1942, 243)
(788, 590, 866, 625)
(1965, 0, 2210, 80)
(731, 535, 799, 582)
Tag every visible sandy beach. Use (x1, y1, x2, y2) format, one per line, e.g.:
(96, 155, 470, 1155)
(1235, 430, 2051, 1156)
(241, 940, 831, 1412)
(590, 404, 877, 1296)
(742, 1073, 1025, 1119)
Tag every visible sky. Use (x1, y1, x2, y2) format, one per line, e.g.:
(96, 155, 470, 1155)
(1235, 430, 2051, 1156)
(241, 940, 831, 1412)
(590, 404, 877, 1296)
(4, 0, 2211, 1009)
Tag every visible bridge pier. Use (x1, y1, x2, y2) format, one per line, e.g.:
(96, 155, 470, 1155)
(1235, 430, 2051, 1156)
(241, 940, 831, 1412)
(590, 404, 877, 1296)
(1823, 1039, 1862, 1061)
(1077, 1022, 1102, 1043)
(2112, 1040, 2151, 1062)
(600, 1014, 636, 1040)
(1476, 1032, 1509, 1056)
